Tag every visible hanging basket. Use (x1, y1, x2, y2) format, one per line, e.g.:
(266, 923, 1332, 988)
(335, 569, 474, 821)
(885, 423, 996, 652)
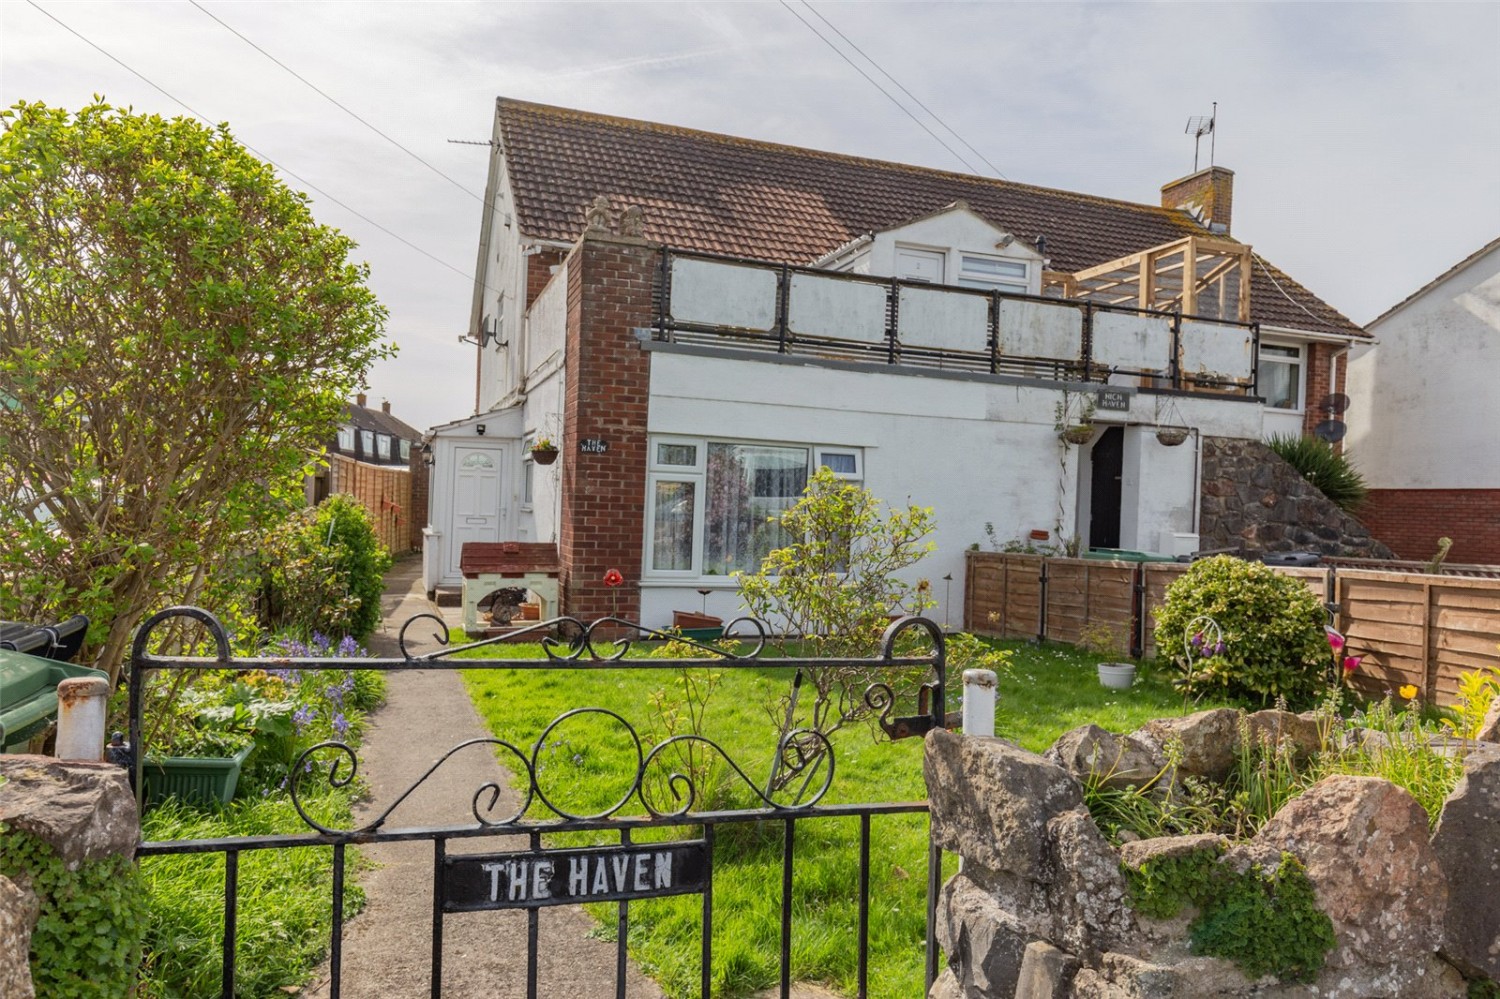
(1156, 427, 1189, 447)
(531, 446, 559, 466)
(1060, 425, 1094, 446)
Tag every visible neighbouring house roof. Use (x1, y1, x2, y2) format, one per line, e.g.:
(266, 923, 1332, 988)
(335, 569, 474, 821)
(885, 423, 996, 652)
(1367, 235, 1500, 329)
(345, 401, 422, 442)
(495, 98, 1364, 339)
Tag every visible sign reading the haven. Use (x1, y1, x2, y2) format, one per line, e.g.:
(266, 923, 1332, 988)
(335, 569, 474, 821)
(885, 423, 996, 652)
(442, 842, 707, 912)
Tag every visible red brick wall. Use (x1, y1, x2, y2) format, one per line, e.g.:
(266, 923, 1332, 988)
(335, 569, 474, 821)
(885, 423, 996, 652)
(1161, 167, 1234, 233)
(1300, 343, 1348, 440)
(525, 249, 566, 310)
(559, 235, 657, 624)
(1359, 489, 1500, 564)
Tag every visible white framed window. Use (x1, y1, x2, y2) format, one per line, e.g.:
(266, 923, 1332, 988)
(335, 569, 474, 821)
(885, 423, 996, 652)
(400, 439, 411, 461)
(337, 426, 355, 451)
(522, 459, 534, 510)
(958, 253, 1028, 295)
(816, 447, 861, 479)
(1257, 342, 1304, 411)
(645, 436, 863, 578)
(359, 430, 376, 455)
(376, 434, 392, 460)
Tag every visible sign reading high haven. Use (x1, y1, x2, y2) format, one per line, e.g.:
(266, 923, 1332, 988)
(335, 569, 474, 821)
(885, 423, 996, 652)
(442, 842, 707, 912)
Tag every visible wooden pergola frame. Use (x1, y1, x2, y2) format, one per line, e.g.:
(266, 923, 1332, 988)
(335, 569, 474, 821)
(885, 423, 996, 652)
(1043, 235, 1252, 322)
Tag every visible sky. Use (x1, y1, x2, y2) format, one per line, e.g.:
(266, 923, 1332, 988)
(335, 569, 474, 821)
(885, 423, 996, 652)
(5, 1, 1498, 434)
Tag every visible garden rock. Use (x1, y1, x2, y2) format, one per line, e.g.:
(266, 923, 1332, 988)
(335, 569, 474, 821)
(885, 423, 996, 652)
(1044, 725, 1162, 790)
(1475, 697, 1500, 743)
(1138, 709, 1241, 781)
(925, 729, 1082, 879)
(1244, 709, 1322, 758)
(936, 872, 1030, 998)
(1118, 833, 1228, 872)
(928, 968, 961, 999)
(0, 874, 38, 999)
(1246, 775, 1447, 994)
(1014, 940, 1079, 999)
(1432, 742, 1500, 980)
(0, 756, 138, 868)
(1043, 808, 1134, 958)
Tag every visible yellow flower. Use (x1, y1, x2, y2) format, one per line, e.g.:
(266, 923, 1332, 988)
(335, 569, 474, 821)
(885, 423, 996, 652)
(1399, 684, 1419, 700)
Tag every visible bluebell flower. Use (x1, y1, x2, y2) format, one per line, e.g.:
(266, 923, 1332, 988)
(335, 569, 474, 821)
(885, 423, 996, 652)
(333, 713, 350, 738)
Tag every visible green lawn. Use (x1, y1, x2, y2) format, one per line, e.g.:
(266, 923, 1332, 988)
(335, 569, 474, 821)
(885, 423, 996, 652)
(459, 636, 1226, 998)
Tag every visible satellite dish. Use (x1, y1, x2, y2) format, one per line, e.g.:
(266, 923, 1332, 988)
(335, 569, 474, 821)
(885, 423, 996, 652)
(1322, 393, 1350, 414)
(1313, 420, 1347, 443)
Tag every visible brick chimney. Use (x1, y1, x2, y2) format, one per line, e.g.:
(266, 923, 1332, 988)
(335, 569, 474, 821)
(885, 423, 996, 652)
(381, 400, 391, 414)
(1161, 166, 1234, 235)
(356, 391, 367, 408)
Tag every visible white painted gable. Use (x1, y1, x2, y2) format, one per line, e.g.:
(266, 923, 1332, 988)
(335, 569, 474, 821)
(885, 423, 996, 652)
(822, 202, 1044, 295)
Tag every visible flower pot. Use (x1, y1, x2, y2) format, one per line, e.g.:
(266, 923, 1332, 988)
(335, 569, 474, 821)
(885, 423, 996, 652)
(673, 610, 724, 642)
(1156, 427, 1189, 447)
(1097, 662, 1137, 690)
(143, 743, 253, 806)
(531, 447, 559, 466)
(1060, 425, 1094, 445)
(518, 601, 541, 621)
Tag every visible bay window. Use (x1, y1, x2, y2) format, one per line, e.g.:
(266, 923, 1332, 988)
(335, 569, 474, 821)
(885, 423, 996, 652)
(646, 437, 862, 576)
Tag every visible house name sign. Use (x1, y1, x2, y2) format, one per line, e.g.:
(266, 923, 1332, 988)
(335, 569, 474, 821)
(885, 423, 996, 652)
(1095, 388, 1131, 412)
(580, 437, 609, 454)
(441, 841, 707, 912)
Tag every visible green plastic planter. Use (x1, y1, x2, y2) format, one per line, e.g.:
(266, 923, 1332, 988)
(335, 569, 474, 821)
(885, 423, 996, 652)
(143, 743, 253, 807)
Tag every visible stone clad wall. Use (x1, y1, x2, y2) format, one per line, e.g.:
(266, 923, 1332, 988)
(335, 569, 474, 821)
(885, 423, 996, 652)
(1199, 436, 1392, 558)
(924, 713, 1500, 999)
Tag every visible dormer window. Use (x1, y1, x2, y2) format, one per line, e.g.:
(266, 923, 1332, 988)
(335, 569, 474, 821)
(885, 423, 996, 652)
(337, 426, 354, 451)
(958, 253, 1028, 296)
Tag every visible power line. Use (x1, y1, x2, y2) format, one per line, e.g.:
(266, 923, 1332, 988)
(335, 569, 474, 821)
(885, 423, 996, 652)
(777, 0, 985, 177)
(187, 0, 486, 205)
(800, 2, 1007, 180)
(24, 0, 484, 290)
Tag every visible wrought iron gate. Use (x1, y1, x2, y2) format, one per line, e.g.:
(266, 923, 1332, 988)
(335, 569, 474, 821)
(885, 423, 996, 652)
(129, 607, 948, 998)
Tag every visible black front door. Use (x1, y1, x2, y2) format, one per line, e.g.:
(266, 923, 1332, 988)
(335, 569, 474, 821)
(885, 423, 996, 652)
(1089, 427, 1124, 549)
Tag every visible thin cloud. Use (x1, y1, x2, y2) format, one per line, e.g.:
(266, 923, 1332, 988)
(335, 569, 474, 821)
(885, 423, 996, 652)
(534, 45, 741, 83)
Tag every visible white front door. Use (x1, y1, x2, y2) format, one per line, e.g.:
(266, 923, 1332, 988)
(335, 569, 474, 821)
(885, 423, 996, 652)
(449, 446, 505, 577)
(896, 246, 946, 284)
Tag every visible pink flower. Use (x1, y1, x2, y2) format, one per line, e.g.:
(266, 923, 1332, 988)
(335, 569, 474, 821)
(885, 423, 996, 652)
(1342, 656, 1361, 675)
(1326, 629, 1345, 652)
(603, 568, 624, 587)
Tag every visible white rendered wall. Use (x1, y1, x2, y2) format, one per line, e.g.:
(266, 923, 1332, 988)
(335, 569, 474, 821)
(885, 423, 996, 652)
(832, 206, 1044, 292)
(1347, 245, 1500, 489)
(475, 154, 540, 414)
(637, 350, 1262, 629)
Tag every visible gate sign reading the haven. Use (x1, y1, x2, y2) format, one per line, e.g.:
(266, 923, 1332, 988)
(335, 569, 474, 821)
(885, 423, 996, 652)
(442, 841, 708, 912)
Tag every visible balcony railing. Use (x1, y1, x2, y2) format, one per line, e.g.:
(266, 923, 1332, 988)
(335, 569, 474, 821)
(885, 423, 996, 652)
(653, 248, 1259, 395)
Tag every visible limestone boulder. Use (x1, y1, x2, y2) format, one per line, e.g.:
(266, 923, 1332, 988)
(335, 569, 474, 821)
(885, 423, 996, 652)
(1137, 709, 1242, 782)
(925, 729, 1081, 879)
(1013, 940, 1079, 999)
(1244, 709, 1322, 758)
(0, 756, 138, 868)
(935, 872, 1029, 999)
(1042, 809, 1134, 959)
(0, 875, 37, 999)
(927, 968, 961, 999)
(1248, 775, 1447, 990)
(1475, 698, 1500, 743)
(1044, 725, 1163, 790)
(1118, 833, 1228, 873)
(1432, 742, 1500, 980)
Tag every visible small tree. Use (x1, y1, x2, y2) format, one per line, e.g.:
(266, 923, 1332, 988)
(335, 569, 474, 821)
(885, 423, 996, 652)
(256, 495, 393, 642)
(0, 101, 391, 682)
(737, 468, 938, 749)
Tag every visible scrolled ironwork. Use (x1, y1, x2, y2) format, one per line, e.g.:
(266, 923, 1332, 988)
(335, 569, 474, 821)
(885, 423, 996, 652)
(130, 605, 232, 663)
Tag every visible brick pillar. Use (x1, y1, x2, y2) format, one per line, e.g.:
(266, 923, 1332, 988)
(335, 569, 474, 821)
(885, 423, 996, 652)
(559, 233, 658, 624)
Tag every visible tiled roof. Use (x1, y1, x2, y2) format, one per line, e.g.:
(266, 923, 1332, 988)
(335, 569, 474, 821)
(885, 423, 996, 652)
(345, 401, 422, 441)
(460, 542, 562, 579)
(496, 99, 1363, 338)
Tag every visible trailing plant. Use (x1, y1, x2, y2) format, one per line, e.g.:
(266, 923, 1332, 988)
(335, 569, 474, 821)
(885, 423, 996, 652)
(1123, 843, 1335, 982)
(1188, 853, 1335, 982)
(1154, 556, 1328, 707)
(0, 824, 147, 998)
(1266, 434, 1368, 512)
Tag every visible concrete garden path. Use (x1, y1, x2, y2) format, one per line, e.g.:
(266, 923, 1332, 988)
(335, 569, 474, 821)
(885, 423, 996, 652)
(298, 557, 664, 999)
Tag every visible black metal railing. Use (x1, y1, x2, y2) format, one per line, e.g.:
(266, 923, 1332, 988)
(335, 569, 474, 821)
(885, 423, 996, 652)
(653, 246, 1260, 395)
(128, 607, 948, 999)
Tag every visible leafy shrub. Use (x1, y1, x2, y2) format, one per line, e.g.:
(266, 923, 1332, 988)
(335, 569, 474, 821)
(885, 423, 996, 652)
(1154, 556, 1329, 706)
(1188, 853, 1335, 982)
(0, 825, 146, 998)
(257, 495, 392, 641)
(1266, 434, 1368, 511)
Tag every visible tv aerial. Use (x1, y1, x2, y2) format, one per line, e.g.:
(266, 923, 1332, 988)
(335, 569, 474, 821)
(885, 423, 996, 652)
(1185, 102, 1217, 172)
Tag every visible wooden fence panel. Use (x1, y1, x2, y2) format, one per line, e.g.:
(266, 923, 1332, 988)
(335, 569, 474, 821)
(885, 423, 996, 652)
(1336, 572, 1427, 697)
(1041, 558, 1134, 650)
(1003, 556, 1044, 639)
(964, 553, 1043, 639)
(1141, 563, 1189, 659)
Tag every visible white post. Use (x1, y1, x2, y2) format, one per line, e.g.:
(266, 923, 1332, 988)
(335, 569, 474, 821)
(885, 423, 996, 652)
(54, 676, 110, 761)
(961, 668, 997, 738)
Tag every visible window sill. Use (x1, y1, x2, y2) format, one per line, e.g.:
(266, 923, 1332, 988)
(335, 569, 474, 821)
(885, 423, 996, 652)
(639, 577, 743, 589)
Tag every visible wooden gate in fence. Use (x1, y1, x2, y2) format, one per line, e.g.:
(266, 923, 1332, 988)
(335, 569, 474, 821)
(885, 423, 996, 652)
(965, 552, 1500, 705)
